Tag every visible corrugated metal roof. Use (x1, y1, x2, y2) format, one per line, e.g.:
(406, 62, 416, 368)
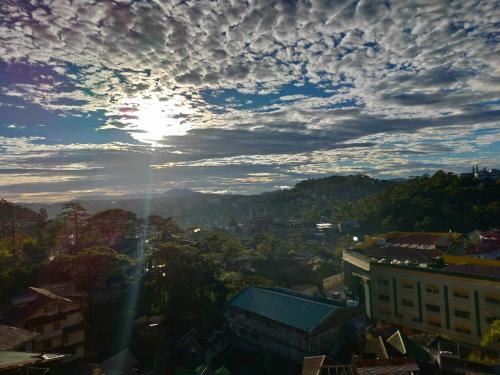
(228, 287, 341, 332)
(0, 325, 38, 350)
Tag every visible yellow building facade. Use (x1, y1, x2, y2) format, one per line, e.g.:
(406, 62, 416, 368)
(370, 261, 500, 348)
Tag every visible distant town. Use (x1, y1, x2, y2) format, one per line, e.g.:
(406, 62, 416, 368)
(0, 170, 499, 374)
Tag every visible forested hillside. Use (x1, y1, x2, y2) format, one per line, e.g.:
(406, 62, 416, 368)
(18, 171, 500, 232)
(25, 175, 394, 226)
(347, 171, 500, 233)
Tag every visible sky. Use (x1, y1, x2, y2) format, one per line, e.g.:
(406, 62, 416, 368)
(0, 0, 499, 202)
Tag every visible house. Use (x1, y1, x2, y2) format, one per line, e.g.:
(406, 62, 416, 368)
(226, 287, 364, 363)
(465, 242, 500, 259)
(293, 251, 323, 270)
(6, 287, 86, 361)
(176, 327, 229, 366)
(0, 325, 38, 351)
(0, 351, 70, 373)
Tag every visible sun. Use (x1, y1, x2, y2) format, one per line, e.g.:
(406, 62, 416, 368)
(122, 96, 192, 144)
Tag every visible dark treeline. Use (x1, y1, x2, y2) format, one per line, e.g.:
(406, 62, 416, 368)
(348, 171, 500, 233)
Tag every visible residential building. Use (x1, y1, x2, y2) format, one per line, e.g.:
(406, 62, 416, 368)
(343, 232, 464, 313)
(370, 257, 500, 348)
(226, 287, 364, 363)
(473, 166, 500, 182)
(6, 287, 86, 361)
(0, 325, 38, 351)
(0, 351, 69, 373)
(343, 232, 500, 349)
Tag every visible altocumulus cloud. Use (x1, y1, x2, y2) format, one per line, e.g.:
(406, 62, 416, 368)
(0, 0, 499, 200)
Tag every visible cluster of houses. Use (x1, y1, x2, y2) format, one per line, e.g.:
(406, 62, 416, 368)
(0, 284, 86, 373)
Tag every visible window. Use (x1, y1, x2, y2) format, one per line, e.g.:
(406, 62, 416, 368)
(453, 289, 469, 299)
(426, 304, 440, 313)
(53, 321, 61, 330)
(402, 298, 414, 307)
(425, 284, 439, 294)
(454, 310, 470, 319)
(377, 279, 389, 286)
(400, 280, 413, 290)
(427, 319, 442, 328)
(378, 294, 390, 302)
(485, 295, 500, 305)
(455, 325, 471, 335)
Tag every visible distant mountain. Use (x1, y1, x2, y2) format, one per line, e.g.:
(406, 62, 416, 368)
(162, 188, 201, 197)
(15, 171, 500, 232)
(22, 174, 396, 227)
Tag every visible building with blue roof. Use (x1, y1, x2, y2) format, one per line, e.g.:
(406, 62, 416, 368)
(226, 287, 364, 363)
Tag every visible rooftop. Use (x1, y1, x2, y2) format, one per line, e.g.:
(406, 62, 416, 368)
(0, 351, 69, 371)
(363, 245, 443, 263)
(387, 233, 454, 247)
(228, 287, 343, 332)
(443, 263, 500, 280)
(0, 325, 38, 350)
(465, 241, 500, 255)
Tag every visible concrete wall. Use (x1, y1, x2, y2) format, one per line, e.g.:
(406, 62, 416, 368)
(371, 263, 500, 347)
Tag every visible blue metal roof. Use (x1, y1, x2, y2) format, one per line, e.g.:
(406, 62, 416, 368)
(228, 287, 341, 332)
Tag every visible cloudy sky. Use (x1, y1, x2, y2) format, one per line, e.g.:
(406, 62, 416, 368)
(0, 0, 499, 202)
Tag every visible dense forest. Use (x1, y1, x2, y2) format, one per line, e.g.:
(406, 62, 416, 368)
(348, 171, 500, 233)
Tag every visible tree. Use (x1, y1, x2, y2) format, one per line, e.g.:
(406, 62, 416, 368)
(482, 320, 500, 347)
(60, 203, 89, 251)
(220, 238, 245, 270)
(148, 215, 183, 242)
(86, 209, 140, 252)
(48, 246, 132, 293)
(144, 243, 226, 334)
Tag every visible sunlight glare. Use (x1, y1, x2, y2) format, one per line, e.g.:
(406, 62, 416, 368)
(126, 96, 192, 144)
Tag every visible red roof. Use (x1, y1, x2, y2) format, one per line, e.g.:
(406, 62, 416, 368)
(480, 231, 500, 241)
(466, 240, 500, 254)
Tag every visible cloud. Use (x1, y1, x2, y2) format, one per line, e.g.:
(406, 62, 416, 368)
(0, 0, 498, 199)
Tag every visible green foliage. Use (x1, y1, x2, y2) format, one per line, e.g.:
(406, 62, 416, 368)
(347, 171, 500, 232)
(481, 320, 500, 348)
(144, 242, 227, 335)
(43, 246, 132, 292)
